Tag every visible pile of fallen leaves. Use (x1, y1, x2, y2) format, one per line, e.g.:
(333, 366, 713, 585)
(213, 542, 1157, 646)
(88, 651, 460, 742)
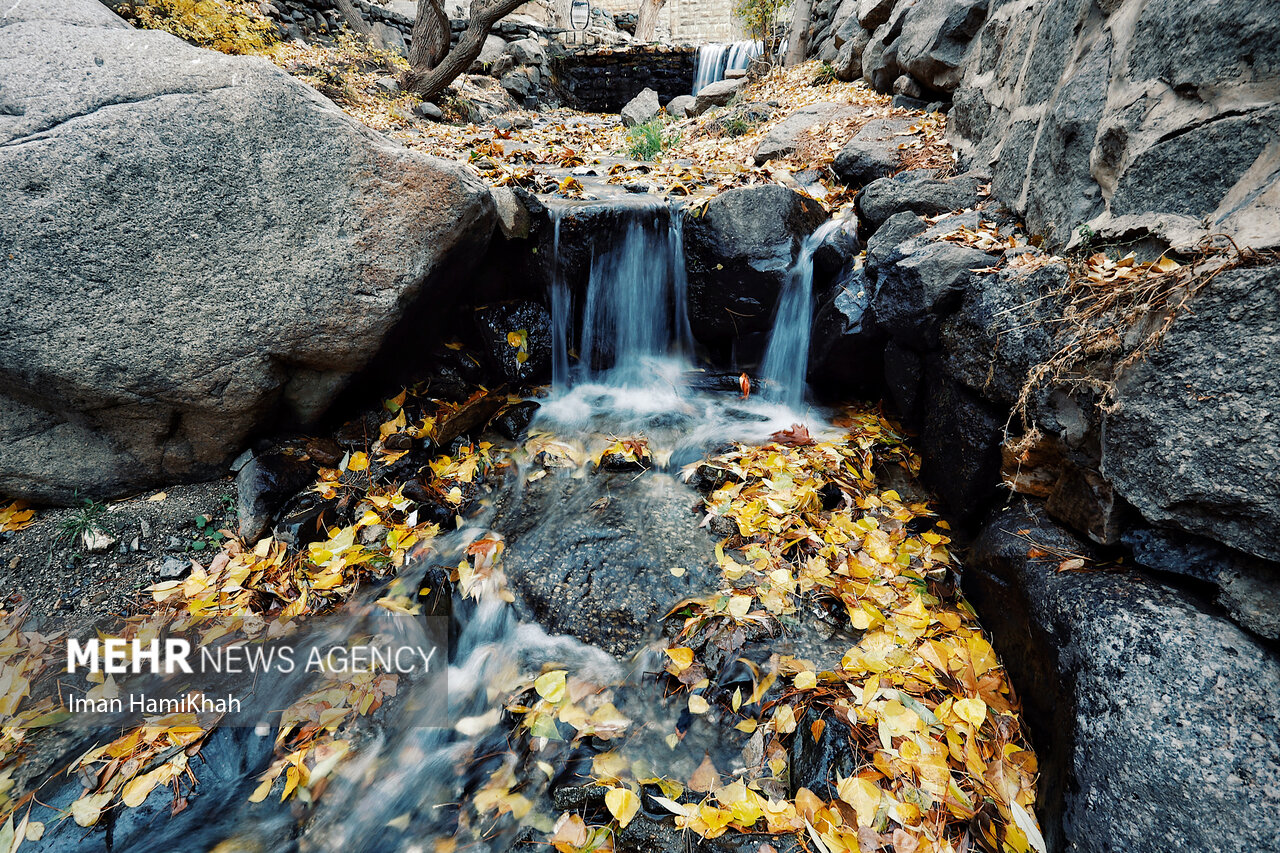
(0, 385, 515, 835)
(464, 407, 1042, 853)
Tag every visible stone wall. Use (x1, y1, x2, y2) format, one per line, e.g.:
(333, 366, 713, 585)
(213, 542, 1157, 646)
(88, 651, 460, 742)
(668, 0, 741, 44)
(804, 0, 1280, 252)
(950, 0, 1280, 249)
(555, 44, 696, 110)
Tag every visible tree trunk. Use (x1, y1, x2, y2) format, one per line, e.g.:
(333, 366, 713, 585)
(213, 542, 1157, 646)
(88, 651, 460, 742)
(403, 0, 526, 101)
(635, 0, 666, 41)
(784, 0, 812, 65)
(409, 0, 451, 71)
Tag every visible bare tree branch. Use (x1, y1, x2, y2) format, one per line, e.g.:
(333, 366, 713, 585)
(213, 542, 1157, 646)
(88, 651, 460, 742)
(403, 0, 528, 101)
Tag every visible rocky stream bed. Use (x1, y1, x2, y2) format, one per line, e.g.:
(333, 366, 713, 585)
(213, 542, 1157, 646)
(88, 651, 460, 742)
(2, 0, 1279, 851)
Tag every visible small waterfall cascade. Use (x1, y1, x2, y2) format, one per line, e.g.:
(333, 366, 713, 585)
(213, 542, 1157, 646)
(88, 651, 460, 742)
(548, 200, 692, 391)
(759, 217, 850, 409)
(692, 40, 763, 94)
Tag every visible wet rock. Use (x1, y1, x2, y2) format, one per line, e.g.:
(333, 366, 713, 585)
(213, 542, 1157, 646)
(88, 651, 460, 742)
(692, 77, 746, 115)
(856, 170, 984, 227)
(752, 102, 859, 165)
(665, 94, 696, 117)
(491, 401, 540, 440)
(966, 500, 1280, 852)
(830, 117, 914, 186)
(620, 86, 661, 127)
(491, 186, 533, 240)
(473, 300, 552, 385)
(0, 0, 496, 505)
(1103, 266, 1280, 563)
(808, 267, 883, 397)
(919, 364, 1003, 521)
(789, 705, 857, 800)
(870, 241, 991, 343)
(235, 441, 324, 543)
(497, 473, 717, 657)
(683, 185, 829, 348)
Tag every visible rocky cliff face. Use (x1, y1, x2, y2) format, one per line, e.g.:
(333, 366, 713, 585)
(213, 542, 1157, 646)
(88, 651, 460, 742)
(0, 0, 495, 504)
(807, 0, 1280, 252)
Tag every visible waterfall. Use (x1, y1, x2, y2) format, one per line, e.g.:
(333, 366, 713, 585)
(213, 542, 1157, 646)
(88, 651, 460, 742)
(759, 218, 848, 408)
(692, 40, 763, 94)
(549, 207, 572, 387)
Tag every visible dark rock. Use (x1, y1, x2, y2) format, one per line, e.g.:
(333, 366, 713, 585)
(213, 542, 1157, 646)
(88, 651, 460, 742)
(890, 93, 930, 110)
(832, 28, 870, 81)
(949, 0, 1280, 250)
(857, 0, 897, 31)
(158, 557, 188, 580)
(860, 0, 911, 91)
(692, 77, 746, 115)
(808, 267, 884, 397)
(683, 186, 829, 347)
(497, 473, 717, 657)
(830, 117, 914, 185)
(891, 73, 923, 98)
(753, 102, 860, 165)
(894, 0, 987, 93)
(864, 210, 927, 275)
(1122, 526, 1280, 640)
(919, 364, 1003, 520)
(789, 706, 858, 800)
(870, 241, 991, 342)
(235, 442, 323, 543)
(504, 37, 545, 67)
(966, 500, 1280, 852)
(473, 300, 552, 385)
(856, 171, 983, 227)
(1103, 266, 1280, 563)
(621, 86, 661, 127)
(491, 401, 540, 440)
(882, 339, 923, 421)
(937, 261, 1065, 406)
(0, 0, 496, 504)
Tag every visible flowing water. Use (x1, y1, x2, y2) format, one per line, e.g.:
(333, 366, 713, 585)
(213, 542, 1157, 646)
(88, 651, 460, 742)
(26, 200, 836, 852)
(759, 217, 850, 409)
(692, 40, 763, 94)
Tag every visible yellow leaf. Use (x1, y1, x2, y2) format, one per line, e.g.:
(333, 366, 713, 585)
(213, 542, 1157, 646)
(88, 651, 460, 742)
(836, 776, 881, 827)
(794, 671, 817, 690)
(534, 670, 567, 704)
(665, 647, 695, 672)
(954, 697, 987, 727)
(688, 694, 710, 714)
(347, 452, 369, 472)
(605, 787, 640, 829)
(71, 791, 113, 827)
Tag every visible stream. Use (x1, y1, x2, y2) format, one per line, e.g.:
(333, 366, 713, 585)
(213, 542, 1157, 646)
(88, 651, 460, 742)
(19, 201, 1033, 853)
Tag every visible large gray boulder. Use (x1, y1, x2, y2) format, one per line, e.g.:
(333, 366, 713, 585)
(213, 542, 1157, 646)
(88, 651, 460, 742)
(620, 87, 661, 127)
(949, 0, 1280, 249)
(753, 102, 860, 165)
(830, 117, 914, 185)
(1103, 266, 1280, 563)
(856, 170, 984, 226)
(967, 500, 1280, 853)
(692, 77, 746, 115)
(682, 186, 828, 347)
(0, 0, 496, 503)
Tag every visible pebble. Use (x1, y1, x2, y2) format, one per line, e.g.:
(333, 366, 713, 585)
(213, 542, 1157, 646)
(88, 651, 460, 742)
(159, 557, 189, 580)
